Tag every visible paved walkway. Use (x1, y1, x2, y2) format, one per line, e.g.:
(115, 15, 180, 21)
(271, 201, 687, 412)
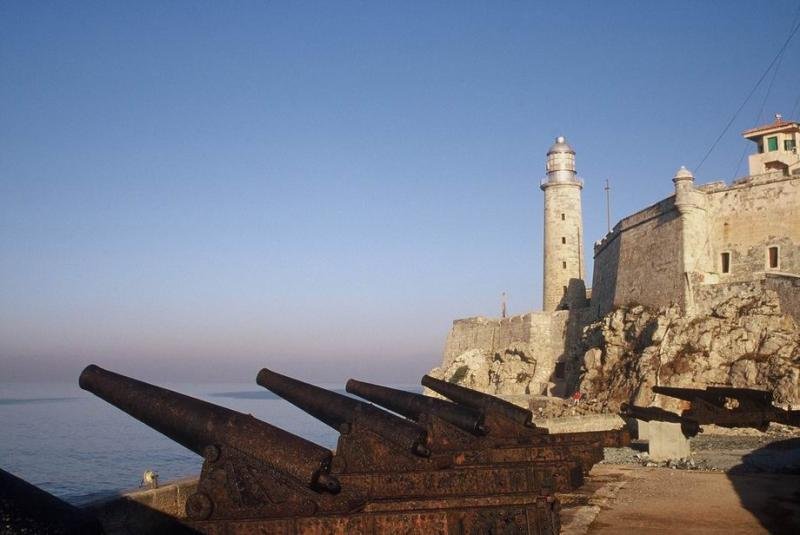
(561, 465, 800, 535)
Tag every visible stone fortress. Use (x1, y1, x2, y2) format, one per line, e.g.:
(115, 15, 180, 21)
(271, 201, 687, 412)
(428, 116, 800, 409)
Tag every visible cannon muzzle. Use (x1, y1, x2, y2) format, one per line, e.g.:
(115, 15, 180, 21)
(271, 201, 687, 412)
(257, 368, 430, 457)
(79, 364, 340, 493)
(346, 378, 487, 436)
(421, 375, 534, 427)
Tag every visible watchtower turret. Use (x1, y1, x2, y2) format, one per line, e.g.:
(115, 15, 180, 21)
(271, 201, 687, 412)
(742, 114, 799, 177)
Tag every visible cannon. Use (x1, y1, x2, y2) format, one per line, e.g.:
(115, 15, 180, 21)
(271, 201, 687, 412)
(622, 385, 800, 437)
(346, 378, 586, 490)
(423, 374, 536, 427)
(79, 365, 357, 522)
(256, 367, 431, 462)
(654, 385, 800, 429)
(619, 402, 702, 437)
(345, 377, 488, 435)
(421, 375, 629, 472)
(257, 368, 560, 530)
(0, 468, 105, 535)
(81, 365, 560, 534)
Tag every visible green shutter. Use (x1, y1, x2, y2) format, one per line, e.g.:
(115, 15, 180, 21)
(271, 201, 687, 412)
(767, 136, 778, 151)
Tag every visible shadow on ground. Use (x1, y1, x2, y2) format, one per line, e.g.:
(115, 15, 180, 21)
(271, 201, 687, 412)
(728, 437, 800, 534)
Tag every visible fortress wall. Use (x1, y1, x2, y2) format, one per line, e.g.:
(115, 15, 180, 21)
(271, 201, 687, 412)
(693, 279, 767, 317)
(495, 313, 533, 349)
(529, 312, 566, 393)
(441, 311, 580, 396)
(589, 228, 621, 316)
(441, 314, 536, 369)
(692, 274, 800, 324)
(766, 274, 800, 324)
(591, 196, 683, 315)
(441, 317, 500, 369)
(705, 176, 800, 281)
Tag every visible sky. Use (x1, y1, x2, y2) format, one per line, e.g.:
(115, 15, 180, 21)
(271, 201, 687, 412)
(2, 1, 800, 383)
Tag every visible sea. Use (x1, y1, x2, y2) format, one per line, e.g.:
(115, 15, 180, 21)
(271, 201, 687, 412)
(0, 381, 419, 506)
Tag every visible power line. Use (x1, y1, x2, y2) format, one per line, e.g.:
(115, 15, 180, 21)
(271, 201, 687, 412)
(731, 5, 800, 179)
(696, 16, 800, 172)
(731, 37, 788, 180)
(791, 91, 800, 119)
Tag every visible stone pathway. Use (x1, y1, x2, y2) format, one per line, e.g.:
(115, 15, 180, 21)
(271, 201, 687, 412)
(560, 465, 800, 534)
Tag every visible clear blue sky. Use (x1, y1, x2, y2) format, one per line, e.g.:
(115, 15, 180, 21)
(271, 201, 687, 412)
(2, 1, 799, 383)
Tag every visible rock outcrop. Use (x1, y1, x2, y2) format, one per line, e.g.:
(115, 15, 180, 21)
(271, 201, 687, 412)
(429, 286, 800, 413)
(427, 343, 540, 396)
(574, 289, 800, 413)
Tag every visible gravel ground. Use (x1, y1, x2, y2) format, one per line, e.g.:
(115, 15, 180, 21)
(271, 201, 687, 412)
(599, 429, 800, 473)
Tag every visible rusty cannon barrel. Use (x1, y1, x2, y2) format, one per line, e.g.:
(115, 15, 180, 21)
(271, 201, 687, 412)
(79, 364, 340, 493)
(619, 403, 701, 438)
(346, 378, 487, 436)
(619, 402, 686, 424)
(0, 468, 105, 535)
(422, 374, 534, 427)
(257, 368, 431, 457)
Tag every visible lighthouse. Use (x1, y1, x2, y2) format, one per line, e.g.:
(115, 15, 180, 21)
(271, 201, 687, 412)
(540, 136, 587, 311)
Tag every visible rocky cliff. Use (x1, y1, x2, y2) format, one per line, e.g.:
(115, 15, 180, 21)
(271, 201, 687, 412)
(575, 288, 799, 413)
(427, 343, 541, 396)
(428, 285, 800, 412)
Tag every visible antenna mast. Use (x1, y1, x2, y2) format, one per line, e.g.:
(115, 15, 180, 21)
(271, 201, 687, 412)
(604, 179, 611, 233)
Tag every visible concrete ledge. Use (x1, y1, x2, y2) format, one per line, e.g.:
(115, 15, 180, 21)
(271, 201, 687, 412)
(85, 477, 198, 534)
(535, 414, 627, 433)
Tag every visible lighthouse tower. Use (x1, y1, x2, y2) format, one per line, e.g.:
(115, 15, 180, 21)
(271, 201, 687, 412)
(541, 136, 586, 311)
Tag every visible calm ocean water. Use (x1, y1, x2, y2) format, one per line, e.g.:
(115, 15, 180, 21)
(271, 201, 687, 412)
(0, 380, 419, 505)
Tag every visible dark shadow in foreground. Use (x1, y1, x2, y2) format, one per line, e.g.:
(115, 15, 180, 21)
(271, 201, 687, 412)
(728, 437, 800, 534)
(85, 491, 201, 535)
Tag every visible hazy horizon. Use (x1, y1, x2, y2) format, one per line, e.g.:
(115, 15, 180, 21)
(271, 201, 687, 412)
(3, 1, 800, 383)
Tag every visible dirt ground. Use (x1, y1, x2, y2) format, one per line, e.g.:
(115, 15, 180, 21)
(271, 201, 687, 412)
(559, 429, 800, 535)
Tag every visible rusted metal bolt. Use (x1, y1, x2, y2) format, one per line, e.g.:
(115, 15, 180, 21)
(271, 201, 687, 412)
(186, 492, 214, 521)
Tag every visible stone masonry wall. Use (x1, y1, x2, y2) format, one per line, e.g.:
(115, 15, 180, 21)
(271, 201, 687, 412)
(591, 196, 683, 316)
(431, 310, 585, 396)
(705, 175, 800, 282)
(542, 182, 585, 311)
(590, 174, 799, 317)
(766, 274, 800, 323)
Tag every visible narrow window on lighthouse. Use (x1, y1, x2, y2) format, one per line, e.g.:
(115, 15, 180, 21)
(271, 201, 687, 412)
(768, 246, 779, 269)
(720, 252, 730, 274)
(561, 237, 566, 244)
(561, 213, 565, 221)
(562, 261, 567, 269)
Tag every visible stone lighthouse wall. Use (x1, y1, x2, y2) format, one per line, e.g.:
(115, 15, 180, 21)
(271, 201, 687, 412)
(542, 182, 586, 310)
